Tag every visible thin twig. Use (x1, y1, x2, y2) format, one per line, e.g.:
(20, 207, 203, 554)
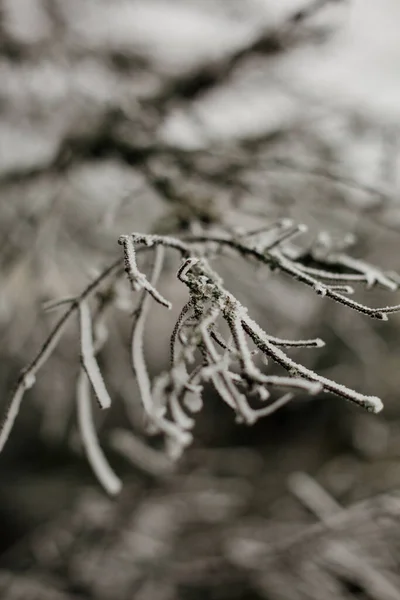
(242, 316, 383, 413)
(79, 301, 112, 410)
(76, 370, 122, 496)
(119, 235, 172, 308)
(183, 233, 400, 319)
(130, 246, 192, 446)
(0, 257, 122, 453)
(170, 301, 192, 365)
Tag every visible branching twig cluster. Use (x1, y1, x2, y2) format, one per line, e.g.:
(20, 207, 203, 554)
(1, 219, 399, 494)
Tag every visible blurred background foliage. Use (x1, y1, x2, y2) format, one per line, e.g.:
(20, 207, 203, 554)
(1, 1, 400, 598)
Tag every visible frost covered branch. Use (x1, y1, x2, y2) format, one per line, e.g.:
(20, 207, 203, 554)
(116, 224, 399, 458)
(0, 258, 123, 454)
(1, 220, 399, 492)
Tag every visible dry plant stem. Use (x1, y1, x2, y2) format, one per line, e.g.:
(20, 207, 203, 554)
(327, 285, 354, 294)
(119, 235, 172, 308)
(337, 255, 398, 290)
(270, 249, 390, 320)
(226, 313, 266, 384)
(185, 233, 400, 318)
(170, 300, 192, 365)
(169, 388, 195, 430)
(178, 364, 204, 407)
(298, 265, 370, 283)
(200, 321, 275, 424)
(222, 377, 258, 424)
(0, 257, 122, 453)
(119, 233, 188, 259)
(252, 392, 294, 417)
(199, 320, 238, 413)
(76, 370, 122, 496)
(79, 301, 112, 409)
(228, 371, 319, 395)
(174, 251, 384, 414)
(210, 329, 239, 353)
(225, 315, 321, 394)
(222, 314, 322, 398)
(257, 376, 321, 394)
(130, 246, 191, 446)
(264, 334, 324, 348)
(131, 245, 168, 417)
(242, 317, 383, 413)
(214, 327, 323, 350)
(76, 297, 122, 495)
(372, 301, 400, 315)
(42, 297, 77, 312)
(2, 223, 398, 463)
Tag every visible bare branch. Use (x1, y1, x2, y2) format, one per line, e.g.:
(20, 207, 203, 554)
(2, 221, 397, 473)
(79, 301, 112, 410)
(119, 235, 172, 308)
(242, 316, 383, 413)
(76, 370, 122, 496)
(129, 246, 192, 448)
(0, 257, 122, 453)
(170, 301, 192, 365)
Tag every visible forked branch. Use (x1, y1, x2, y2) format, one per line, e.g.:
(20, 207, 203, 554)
(1, 221, 399, 491)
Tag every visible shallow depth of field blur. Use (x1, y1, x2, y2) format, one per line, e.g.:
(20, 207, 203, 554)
(1, 1, 400, 599)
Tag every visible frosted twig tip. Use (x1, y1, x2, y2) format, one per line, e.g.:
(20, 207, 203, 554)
(365, 396, 383, 414)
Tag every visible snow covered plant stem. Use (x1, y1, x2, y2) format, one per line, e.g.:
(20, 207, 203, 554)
(1, 220, 400, 494)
